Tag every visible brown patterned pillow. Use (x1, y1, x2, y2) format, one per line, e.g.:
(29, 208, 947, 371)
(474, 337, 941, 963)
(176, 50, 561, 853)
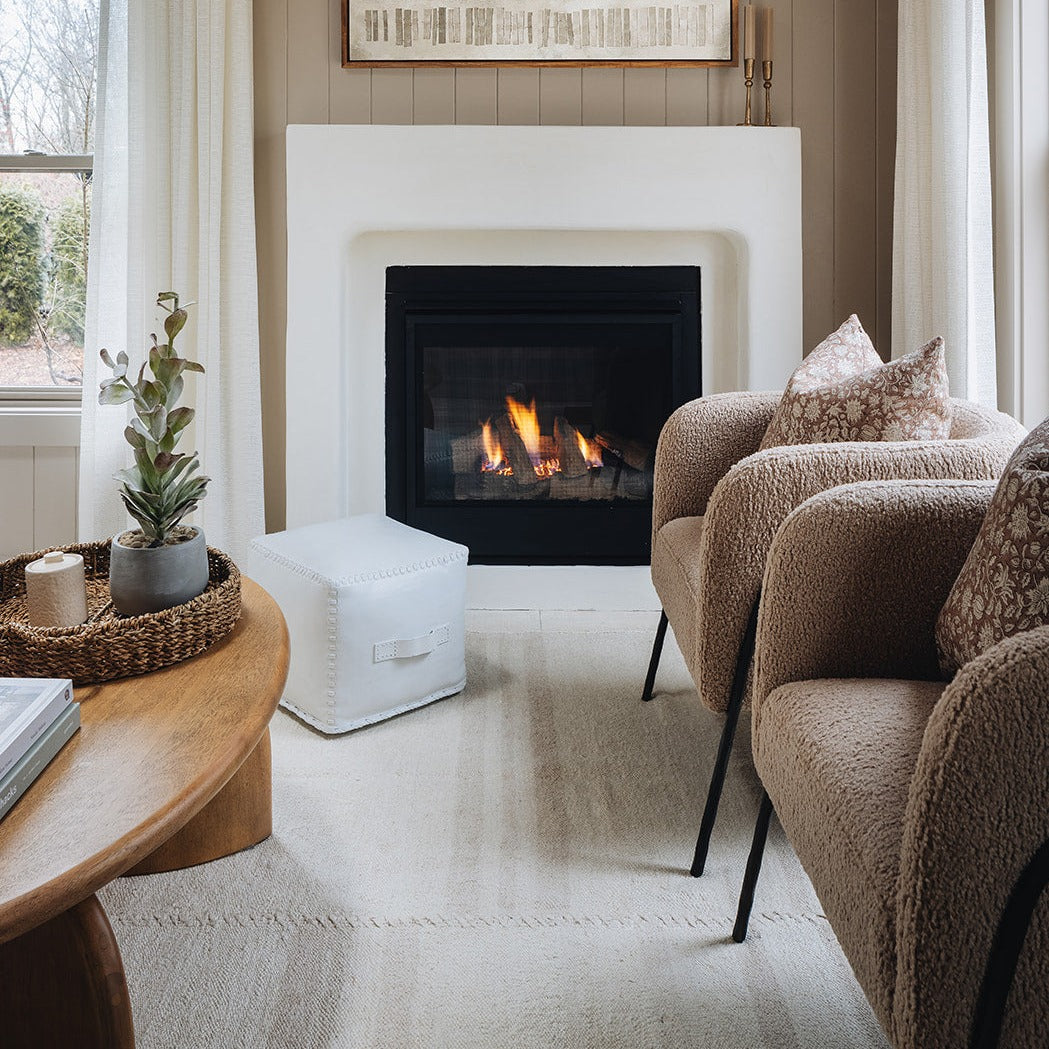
(760, 316, 952, 449)
(936, 419, 1049, 677)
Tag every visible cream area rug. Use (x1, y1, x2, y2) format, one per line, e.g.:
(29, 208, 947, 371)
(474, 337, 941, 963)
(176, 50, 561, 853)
(99, 616, 890, 1049)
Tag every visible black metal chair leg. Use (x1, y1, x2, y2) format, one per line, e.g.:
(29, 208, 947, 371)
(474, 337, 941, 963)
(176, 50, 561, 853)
(641, 611, 669, 702)
(689, 596, 761, 877)
(970, 834, 1049, 1049)
(732, 791, 774, 942)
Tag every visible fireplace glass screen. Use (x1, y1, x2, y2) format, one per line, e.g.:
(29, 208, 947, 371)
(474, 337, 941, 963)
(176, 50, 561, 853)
(386, 267, 700, 564)
(422, 327, 671, 504)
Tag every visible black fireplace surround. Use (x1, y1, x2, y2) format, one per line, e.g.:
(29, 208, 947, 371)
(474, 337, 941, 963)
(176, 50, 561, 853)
(385, 266, 701, 564)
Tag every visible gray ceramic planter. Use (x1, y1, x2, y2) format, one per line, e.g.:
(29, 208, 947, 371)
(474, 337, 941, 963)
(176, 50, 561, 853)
(109, 527, 210, 615)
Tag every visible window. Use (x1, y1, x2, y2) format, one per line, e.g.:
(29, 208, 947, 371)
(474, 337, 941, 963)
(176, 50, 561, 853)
(0, 0, 99, 398)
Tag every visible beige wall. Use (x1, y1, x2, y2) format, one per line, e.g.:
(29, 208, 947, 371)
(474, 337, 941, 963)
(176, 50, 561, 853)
(254, 0, 898, 531)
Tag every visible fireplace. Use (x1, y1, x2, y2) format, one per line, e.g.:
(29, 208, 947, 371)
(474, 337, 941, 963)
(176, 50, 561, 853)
(284, 124, 803, 605)
(386, 266, 700, 564)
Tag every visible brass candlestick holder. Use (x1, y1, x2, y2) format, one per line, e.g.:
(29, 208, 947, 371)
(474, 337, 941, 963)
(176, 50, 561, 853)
(762, 60, 775, 126)
(738, 58, 755, 127)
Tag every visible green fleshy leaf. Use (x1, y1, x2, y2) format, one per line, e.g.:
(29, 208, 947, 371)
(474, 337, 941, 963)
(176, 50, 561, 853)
(167, 406, 194, 436)
(141, 380, 163, 410)
(113, 465, 144, 489)
(98, 384, 134, 407)
(164, 375, 185, 411)
(133, 446, 160, 488)
(164, 308, 187, 342)
(144, 404, 167, 443)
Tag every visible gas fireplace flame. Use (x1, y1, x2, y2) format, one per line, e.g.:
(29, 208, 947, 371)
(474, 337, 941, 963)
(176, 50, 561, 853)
(478, 397, 603, 480)
(505, 395, 543, 467)
(576, 431, 604, 469)
(480, 419, 512, 475)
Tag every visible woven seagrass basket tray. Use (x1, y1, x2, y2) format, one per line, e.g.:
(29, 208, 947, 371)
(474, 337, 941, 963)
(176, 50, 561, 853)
(0, 540, 241, 685)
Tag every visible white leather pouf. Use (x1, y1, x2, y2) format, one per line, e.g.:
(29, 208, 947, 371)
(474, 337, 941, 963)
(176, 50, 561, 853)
(248, 515, 468, 733)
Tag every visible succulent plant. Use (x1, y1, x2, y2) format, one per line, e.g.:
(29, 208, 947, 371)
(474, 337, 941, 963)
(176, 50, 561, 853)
(98, 292, 210, 545)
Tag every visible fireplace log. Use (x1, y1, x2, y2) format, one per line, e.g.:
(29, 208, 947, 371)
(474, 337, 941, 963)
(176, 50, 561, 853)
(549, 472, 614, 501)
(458, 474, 526, 500)
(494, 413, 541, 487)
(450, 428, 484, 474)
(595, 431, 650, 472)
(554, 417, 588, 478)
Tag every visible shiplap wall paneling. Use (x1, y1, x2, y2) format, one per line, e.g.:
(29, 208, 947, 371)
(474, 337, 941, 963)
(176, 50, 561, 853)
(416, 69, 457, 123)
(498, 69, 540, 124)
(875, 0, 898, 354)
(32, 448, 79, 550)
(539, 69, 583, 124)
(581, 68, 625, 124)
(289, 0, 330, 122)
(0, 447, 79, 560)
(456, 69, 498, 123)
(666, 69, 707, 125)
(834, 0, 879, 349)
(371, 69, 414, 123)
(254, 0, 292, 533)
(0, 449, 35, 559)
(793, 0, 837, 353)
(623, 69, 667, 125)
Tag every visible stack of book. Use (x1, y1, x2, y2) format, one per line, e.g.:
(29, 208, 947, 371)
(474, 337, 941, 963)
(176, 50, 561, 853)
(0, 678, 80, 821)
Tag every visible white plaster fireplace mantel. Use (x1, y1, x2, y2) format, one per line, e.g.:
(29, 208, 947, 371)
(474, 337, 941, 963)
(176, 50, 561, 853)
(285, 124, 802, 608)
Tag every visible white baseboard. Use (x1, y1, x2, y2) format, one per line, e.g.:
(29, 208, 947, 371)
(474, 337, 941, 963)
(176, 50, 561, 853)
(466, 564, 660, 611)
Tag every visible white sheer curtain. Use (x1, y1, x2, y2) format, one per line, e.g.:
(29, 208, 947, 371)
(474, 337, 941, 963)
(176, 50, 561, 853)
(893, 0, 997, 407)
(79, 0, 263, 559)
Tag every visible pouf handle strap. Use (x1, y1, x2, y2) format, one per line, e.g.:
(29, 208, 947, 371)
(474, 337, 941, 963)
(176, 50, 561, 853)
(374, 624, 451, 663)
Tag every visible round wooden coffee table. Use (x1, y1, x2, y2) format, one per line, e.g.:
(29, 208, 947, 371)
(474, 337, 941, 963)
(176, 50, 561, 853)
(0, 578, 289, 1048)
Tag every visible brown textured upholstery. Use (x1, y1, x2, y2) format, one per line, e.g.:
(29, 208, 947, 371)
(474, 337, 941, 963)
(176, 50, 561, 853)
(754, 677, 944, 1031)
(651, 393, 1025, 714)
(650, 516, 705, 674)
(750, 479, 1049, 1049)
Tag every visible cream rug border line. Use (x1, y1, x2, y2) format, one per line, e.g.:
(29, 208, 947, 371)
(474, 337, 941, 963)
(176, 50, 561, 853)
(107, 911, 831, 931)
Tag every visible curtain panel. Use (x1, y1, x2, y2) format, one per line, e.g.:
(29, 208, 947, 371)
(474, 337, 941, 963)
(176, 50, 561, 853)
(80, 0, 263, 560)
(893, 0, 997, 408)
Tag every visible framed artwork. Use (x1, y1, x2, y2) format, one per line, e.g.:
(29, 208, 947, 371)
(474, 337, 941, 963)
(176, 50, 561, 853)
(342, 0, 737, 67)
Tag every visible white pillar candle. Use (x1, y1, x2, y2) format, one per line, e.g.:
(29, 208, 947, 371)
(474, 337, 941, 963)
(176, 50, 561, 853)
(25, 551, 89, 629)
(743, 3, 755, 59)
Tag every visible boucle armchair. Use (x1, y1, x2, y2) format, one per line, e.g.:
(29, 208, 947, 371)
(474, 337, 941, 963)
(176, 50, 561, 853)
(732, 480, 1049, 1049)
(643, 393, 1025, 876)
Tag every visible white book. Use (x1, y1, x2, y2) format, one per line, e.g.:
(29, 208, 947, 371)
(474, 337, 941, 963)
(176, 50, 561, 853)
(0, 702, 80, 822)
(0, 678, 74, 781)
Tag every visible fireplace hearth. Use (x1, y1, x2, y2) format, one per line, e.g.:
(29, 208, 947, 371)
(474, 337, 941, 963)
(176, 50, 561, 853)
(386, 266, 700, 564)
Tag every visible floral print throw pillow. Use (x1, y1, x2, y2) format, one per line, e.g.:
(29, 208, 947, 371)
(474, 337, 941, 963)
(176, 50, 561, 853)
(760, 315, 952, 449)
(936, 419, 1049, 677)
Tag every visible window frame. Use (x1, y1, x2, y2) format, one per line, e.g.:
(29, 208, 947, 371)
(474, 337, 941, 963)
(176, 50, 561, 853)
(0, 152, 93, 407)
(990, 0, 1049, 425)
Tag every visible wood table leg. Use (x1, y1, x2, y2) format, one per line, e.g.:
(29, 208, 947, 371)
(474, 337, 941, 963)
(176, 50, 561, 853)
(126, 728, 272, 876)
(0, 893, 134, 1049)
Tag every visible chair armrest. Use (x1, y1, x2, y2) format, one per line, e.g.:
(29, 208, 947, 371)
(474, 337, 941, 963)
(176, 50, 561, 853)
(651, 391, 781, 538)
(700, 467, 986, 730)
(695, 431, 1012, 715)
(893, 626, 1049, 1049)
(749, 479, 994, 730)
